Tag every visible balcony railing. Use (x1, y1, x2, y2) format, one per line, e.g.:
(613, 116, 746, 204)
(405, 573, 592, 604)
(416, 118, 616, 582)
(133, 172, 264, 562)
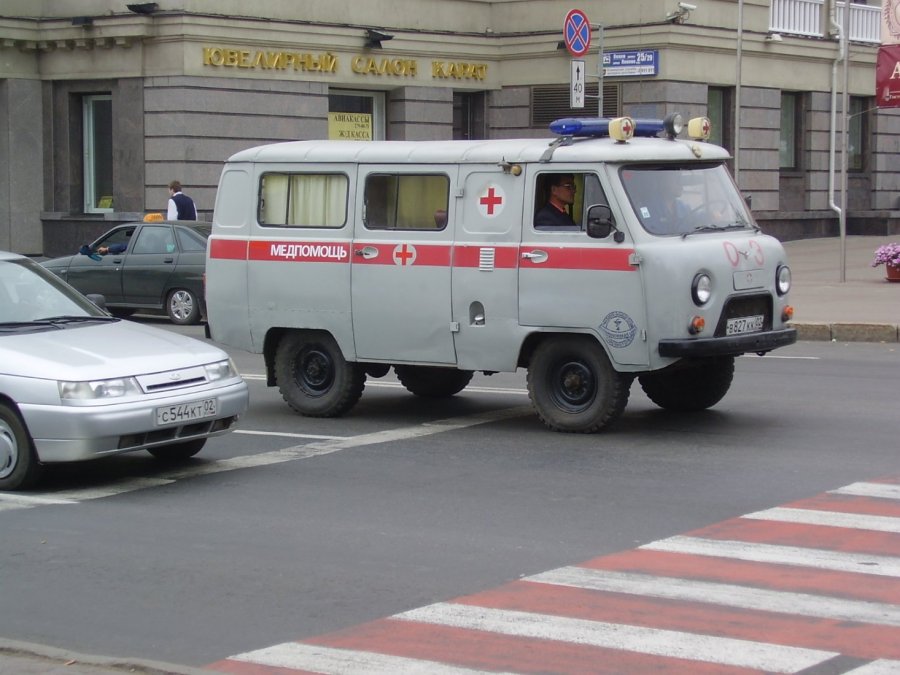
(770, 0, 881, 44)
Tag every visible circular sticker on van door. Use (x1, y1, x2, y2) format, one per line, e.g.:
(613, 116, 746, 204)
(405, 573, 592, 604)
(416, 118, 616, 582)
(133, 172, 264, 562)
(478, 185, 505, 218)
(599, 310, 637, 348)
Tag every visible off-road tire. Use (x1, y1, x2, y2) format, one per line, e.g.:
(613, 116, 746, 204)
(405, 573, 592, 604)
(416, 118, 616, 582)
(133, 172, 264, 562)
(527, 336, 630, 433)
(275, 332, 365, 417)
(638, 356, 735, 411)
(394, 366, 473, 398)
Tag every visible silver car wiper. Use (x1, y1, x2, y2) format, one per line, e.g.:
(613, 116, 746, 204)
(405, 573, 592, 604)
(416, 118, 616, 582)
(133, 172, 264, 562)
(37, 315, 118, 323)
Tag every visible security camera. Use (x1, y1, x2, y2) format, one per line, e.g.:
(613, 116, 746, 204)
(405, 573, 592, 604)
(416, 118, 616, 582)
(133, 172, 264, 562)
(678, 2, 697, 11)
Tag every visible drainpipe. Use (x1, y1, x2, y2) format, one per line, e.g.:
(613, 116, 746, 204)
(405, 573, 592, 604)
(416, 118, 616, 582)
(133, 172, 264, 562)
(734, 0, 743, 187)
(828, 0, 849, 281)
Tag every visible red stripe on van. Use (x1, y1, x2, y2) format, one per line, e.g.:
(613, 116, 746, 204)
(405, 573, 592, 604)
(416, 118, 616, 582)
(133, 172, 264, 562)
(248, 240, 351, 263)
(519, 246, 636, 271)
(208, 238, 248, 260)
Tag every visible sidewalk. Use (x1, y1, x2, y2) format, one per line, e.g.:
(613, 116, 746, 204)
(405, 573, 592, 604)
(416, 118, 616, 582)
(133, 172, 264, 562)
(784, 235, 899, 342)
(0, 640, 204, 675)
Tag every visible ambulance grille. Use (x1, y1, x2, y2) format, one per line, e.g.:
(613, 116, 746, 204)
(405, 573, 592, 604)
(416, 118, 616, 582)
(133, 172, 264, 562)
(714, 294, 773, 337)
(479, 247, 496, 271)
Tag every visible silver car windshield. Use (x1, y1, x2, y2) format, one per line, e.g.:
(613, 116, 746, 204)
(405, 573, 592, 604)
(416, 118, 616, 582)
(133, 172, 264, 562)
(0, 258, 111, 330)
(620, 163, 756, 237)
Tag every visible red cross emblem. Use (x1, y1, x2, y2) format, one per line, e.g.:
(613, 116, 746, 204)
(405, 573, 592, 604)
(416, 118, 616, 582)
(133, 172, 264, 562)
(392, 243, 416, 266)
(479, 185, 505, 217)
(621, 118, 633, 135)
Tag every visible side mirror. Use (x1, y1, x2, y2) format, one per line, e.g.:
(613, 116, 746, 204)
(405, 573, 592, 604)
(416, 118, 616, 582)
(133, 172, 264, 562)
(586, 204, 624, 242)
(744, 193, 752, 210)
(79, 244, 91, 255)
(85, 293, 107, 310)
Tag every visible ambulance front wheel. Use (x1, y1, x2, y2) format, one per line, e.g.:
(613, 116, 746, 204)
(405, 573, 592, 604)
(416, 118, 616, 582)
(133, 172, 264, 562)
(274, 332, 366, 417)
(394, 366, 473, 398)
(638, 356, 734, 411)
(527, 336, 630, 433)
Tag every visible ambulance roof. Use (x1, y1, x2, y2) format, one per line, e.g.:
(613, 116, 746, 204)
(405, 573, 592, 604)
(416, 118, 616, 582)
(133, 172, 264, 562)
(226, 135, 731, 166)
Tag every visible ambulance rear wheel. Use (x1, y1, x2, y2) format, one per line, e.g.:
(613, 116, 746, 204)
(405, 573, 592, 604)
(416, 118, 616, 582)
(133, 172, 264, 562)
(275, 332, 366, 417)
(527, 336, 629, 433)
(638, 356, 734, 411)
(394, 366, 473, 398)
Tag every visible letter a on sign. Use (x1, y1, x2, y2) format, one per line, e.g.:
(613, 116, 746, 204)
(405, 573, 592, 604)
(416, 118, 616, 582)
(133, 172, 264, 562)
(876, 44, 900, 108)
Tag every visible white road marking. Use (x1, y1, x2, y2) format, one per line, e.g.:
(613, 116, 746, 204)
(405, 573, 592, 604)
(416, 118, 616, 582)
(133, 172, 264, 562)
(833, 482, 900, 501)
(527, 566, 900, 626)
(234, 429, 345, 440)
(395, 603, 836, 672)
(743, 506, 900, 533)
(230, 642, 506, 675)
(644, 535, 900, 577)
(0, 405, 533, 510)
(844, 660, 900, 674)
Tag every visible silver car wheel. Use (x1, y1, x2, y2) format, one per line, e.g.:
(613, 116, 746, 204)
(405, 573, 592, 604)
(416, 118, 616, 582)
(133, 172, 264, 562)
(0, 417, 16, 479)
(166, 288, 200, 325)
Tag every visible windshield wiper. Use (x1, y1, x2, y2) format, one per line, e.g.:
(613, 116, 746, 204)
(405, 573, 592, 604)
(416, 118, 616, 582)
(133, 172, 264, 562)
(35, 315, 118, 323)
(682, 222, 752, 239)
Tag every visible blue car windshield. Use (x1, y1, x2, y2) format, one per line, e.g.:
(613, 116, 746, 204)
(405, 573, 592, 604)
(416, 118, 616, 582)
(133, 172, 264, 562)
(620, 163, 756, 237)
(0, 258, 111, 329)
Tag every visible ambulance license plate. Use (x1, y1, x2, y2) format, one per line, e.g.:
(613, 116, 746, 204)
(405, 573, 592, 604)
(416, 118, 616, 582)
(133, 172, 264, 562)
(155, 398, 217, 426)
(726, 315, 764, 336)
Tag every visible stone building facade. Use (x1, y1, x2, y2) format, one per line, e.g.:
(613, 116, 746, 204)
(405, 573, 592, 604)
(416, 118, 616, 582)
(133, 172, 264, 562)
(1, 0, 897, 256)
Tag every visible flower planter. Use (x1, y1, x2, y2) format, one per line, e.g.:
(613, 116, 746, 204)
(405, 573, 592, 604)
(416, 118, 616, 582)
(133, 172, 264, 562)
(887, 264, 900, 283)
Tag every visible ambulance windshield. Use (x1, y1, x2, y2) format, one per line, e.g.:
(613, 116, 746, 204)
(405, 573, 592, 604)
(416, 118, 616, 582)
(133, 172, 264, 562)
(620, 163, 755, 237)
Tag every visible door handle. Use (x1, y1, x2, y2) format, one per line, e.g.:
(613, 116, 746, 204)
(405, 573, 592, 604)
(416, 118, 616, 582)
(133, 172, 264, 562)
(521, 250, 549, 263)
(354, 246, 379, 259)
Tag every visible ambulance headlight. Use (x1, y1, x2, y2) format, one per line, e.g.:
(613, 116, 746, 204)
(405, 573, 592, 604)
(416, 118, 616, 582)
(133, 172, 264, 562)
(776, 264, 792, 296)
(692, 273, 712, 305)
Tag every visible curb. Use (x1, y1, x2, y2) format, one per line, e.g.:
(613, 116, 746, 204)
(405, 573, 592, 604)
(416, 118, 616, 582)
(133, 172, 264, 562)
(793, 322, 900, 343)
(0, 639, 206, 675)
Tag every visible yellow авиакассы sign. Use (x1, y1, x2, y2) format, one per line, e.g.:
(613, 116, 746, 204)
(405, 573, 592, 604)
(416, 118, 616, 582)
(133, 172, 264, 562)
(328, 113, 372, 140)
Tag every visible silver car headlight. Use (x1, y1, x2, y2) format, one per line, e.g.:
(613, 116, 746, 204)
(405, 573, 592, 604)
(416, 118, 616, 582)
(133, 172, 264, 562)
(204, 358, 239, 382)
(59, 377, 142, 400)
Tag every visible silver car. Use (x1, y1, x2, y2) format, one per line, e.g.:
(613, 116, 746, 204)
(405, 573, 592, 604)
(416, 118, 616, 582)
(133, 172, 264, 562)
(0, 250, 249, 491)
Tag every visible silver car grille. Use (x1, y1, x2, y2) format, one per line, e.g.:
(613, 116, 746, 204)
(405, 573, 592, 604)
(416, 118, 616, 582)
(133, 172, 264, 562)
(135, 366, 208, 393)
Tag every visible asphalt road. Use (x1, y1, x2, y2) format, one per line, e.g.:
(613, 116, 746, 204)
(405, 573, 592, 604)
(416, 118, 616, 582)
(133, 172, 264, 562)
(1, 320, 899, 671)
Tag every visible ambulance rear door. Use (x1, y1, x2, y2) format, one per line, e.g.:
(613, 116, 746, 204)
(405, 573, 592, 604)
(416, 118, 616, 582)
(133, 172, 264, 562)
(351, 166, 457, 364)
(519, 168, 649, 366)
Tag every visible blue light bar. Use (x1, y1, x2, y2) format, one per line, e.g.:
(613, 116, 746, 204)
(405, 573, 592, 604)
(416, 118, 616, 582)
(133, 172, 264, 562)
(549, 117, 666, 138)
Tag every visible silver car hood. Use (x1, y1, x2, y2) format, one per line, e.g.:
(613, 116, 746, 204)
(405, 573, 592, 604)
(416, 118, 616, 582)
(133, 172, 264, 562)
(0, 320, 227, 380)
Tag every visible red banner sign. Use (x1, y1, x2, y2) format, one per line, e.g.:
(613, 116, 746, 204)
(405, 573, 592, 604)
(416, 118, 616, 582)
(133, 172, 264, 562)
(876, 44, 900, 108)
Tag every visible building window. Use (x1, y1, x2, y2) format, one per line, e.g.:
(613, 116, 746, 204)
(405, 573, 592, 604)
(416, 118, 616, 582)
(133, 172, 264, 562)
(707, 87, 734, 153)
(329, 90, 385, 140)
(780, 92, 801, 171)
(83, 94, 113, 213)
(453, 92, 486, 140)
(848, 96, 868, 172)
(363, 174, 449, 230)
(258, 173, 349, 227)
(530, 83, 620, 128)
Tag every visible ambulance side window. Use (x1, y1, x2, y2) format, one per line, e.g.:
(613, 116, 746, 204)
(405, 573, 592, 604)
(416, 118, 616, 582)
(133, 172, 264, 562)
(532, 173, 608, 231)
(364, 173, 450, 231)
(258, 173, 349, 228)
